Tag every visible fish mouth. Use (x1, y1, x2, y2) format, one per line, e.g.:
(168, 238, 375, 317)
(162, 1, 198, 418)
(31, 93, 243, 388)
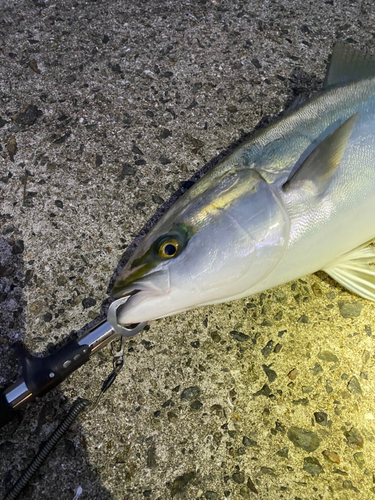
(111, 269, 171, 325)
(112, 268, 170, 297)
(112, 263, 155, 298)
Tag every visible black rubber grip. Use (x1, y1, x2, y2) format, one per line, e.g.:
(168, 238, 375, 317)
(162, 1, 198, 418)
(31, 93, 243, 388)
(0, 390, 19, 429)
(11, 340, 92, 400)
(0, 340, 93, 427)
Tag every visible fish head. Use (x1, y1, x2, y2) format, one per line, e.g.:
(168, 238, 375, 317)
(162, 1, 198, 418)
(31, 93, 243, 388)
(112, 167, 289, 324)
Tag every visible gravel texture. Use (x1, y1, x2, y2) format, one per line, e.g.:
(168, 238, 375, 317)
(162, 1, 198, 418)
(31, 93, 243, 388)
(1, 0, 375, 499)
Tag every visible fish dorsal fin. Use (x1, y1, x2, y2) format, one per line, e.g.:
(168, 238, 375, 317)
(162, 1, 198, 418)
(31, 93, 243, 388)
(324, 43, 375, 90)
(323, 242, 375, 301)
(282, 112, 358, 195)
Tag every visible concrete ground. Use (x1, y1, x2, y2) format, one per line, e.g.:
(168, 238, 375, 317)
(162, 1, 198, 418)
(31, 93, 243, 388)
(1, 0, 375, 499)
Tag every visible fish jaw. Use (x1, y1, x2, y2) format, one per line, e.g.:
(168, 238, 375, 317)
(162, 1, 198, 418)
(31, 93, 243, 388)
(115, 272, 201, 324)
(113, 269, 171, 325)
(116, 288, 180, 325)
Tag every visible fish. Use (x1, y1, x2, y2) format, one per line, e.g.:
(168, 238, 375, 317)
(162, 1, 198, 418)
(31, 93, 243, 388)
(112, 43, 375, 326)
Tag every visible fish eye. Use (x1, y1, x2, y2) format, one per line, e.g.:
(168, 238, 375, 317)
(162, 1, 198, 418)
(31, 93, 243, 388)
(158, 239, 179, 259)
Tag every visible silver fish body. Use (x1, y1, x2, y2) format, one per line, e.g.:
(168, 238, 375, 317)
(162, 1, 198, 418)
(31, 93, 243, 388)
(232, 78, 375, 293)
(113, 44, 375, 325)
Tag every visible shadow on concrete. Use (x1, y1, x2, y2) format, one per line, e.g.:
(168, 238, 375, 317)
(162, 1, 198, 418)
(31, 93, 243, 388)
(0, 236, 113, 500)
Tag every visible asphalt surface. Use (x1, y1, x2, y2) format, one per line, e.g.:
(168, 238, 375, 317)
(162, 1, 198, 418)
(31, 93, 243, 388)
(1, 0, 375, 499)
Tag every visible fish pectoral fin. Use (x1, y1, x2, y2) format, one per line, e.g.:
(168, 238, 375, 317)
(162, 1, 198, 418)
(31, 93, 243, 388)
(323, 242, 375, 301)
(282, 112, 358, 195)
(324, 42, 375, 90)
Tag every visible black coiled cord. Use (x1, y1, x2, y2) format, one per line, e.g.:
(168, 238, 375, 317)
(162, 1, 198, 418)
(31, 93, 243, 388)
(3, 398, 90, 500)
(2, 355, 123, 500)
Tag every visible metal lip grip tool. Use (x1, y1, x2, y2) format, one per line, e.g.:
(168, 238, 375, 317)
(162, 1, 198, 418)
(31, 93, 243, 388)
(0, 295, 147, 428)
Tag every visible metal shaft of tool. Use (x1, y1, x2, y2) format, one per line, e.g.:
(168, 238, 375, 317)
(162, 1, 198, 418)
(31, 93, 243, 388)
(2, 321, 116, 411)
(1, 296, 147, 416)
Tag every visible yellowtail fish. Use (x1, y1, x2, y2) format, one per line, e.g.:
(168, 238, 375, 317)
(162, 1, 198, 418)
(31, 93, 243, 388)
(112, 43, 375, 325)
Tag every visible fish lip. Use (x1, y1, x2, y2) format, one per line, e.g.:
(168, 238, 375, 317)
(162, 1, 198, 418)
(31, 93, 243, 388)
(111, 283, 143, 299)
(111, 266, 148, 298)
(111, 269, 171, 299)
(113, 269, 171, 325)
